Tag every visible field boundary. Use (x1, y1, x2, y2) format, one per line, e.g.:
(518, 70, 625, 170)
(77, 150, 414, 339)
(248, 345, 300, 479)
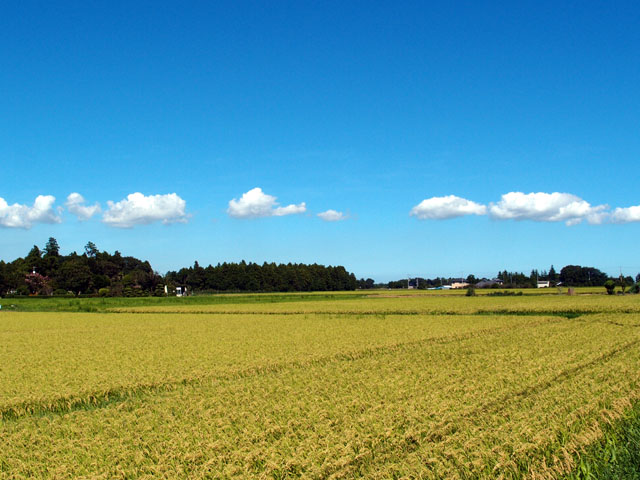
(564, 397, 640, 479)
(106, 308, 640, 318)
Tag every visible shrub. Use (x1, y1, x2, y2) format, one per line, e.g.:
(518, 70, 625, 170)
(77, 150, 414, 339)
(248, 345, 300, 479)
(604, 280, 616, 295)
(16, 285, 30, 296)
(487, 290, 523, 297)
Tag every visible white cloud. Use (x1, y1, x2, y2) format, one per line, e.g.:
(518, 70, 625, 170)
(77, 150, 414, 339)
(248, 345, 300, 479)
(489, 192, 608, 225)
(227, 188, 306, 219)
(0, 195, 62, 229)
(102, 192, 188, 228)
(611, 205, 640, 224)
(65, 193, 101, 220)
(318, 209, 348, 222)
(410, 195, 487, 220)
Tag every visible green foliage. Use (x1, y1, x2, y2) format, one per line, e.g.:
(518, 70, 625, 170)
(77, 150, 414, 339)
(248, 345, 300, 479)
(3, 292, 365, 312)
(560, 265, 608, 287)
(496, 270, 536, 288)
(57, 257, 92, 293)
(43, 237, 60, 257)
(357, 278, 376, 289)
(487, 290, 524, 296)
(605, 280, 616, 295)
(565, 401, 640, 479)
(549, 264, 558, 283)
(0, 240, 357, 296)
(84, 241, 98, 258)
(166, 261, 357, 293)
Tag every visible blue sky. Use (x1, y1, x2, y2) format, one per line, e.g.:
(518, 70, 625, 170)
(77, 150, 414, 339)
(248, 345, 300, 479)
(1, 1, 639, 281)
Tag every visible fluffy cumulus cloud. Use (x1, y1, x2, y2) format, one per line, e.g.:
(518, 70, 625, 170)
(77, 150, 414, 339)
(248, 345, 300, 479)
(317, 209, 348, 222)
(0, 195, 62, 229)
(611, 205, 640, 224)
(227, 188, 306, 219)
(102, 192, 188, 228)
(65, 193, 101, 220)
(489, 192, 608, 225)
(410, 195, 487, 220)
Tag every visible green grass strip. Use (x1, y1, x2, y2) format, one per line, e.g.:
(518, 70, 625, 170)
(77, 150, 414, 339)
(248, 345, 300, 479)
(0, 292, 367, 312)
(565, 400, 640, 479)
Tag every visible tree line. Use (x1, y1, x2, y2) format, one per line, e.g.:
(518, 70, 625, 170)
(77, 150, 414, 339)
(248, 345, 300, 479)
(166, 261, 356, 293)
(0, 238, 357, 296)
(359, 265, 640, 290)
(3, 238, 637, 297)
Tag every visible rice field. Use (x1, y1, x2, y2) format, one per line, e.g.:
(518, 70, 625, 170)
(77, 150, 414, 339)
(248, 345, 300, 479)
(112, 292, 640, 315)
(1, 292, 639, 478)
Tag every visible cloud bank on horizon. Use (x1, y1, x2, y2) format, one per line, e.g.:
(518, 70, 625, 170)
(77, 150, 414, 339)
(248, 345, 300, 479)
(0, 187, 347, 229)
(2, 189, 640, 230)
(410, 191, 636, 225)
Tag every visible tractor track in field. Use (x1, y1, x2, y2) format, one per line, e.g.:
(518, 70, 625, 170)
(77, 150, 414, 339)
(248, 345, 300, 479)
(311, 337, 640, 480)
(0, 317, 561, 422)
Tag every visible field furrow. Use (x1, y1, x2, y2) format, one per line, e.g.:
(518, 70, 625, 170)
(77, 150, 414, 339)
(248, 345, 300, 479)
(2, 313, 639, 478)
(0, 315, 559, 421)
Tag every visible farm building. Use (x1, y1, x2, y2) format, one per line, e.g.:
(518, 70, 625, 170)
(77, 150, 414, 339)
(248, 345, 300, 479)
(475, 278, 504, 288)
(175, 286, 189, 297)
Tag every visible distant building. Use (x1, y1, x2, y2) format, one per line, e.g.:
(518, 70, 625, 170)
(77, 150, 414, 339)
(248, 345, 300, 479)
(537, 281, 550, 288)
(175, 286, 188, 297)
(475, 279, 504, 289)
(450, 282, 469, 289)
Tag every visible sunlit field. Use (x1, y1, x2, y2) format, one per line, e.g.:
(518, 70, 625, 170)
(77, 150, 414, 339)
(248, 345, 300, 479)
(1, 291, 639, 478)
